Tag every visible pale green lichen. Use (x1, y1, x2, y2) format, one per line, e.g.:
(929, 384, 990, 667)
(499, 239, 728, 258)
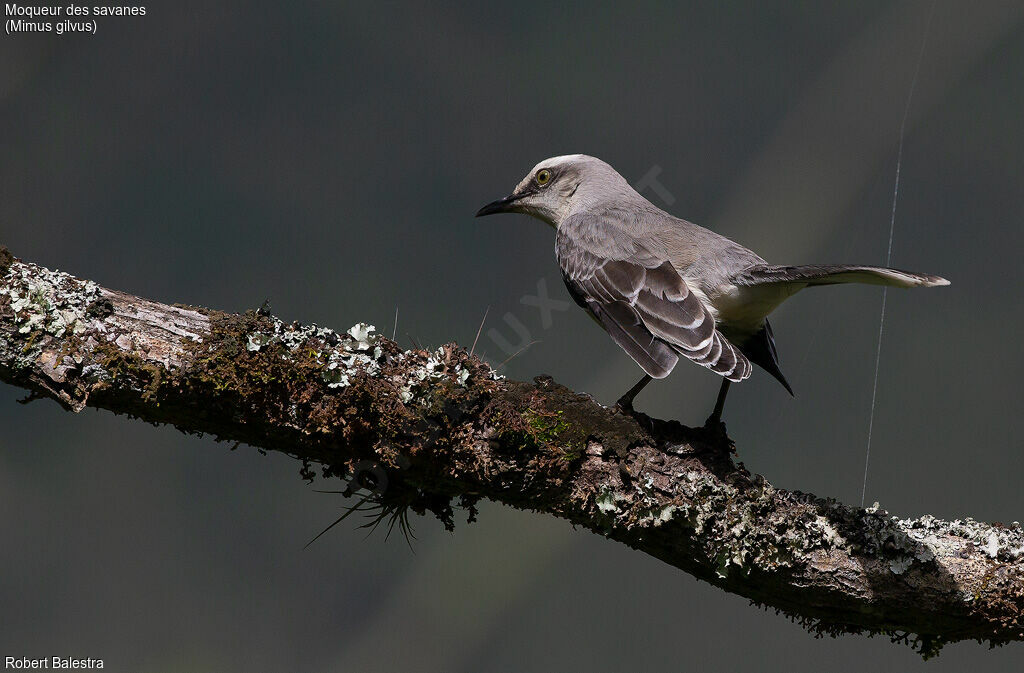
(637, 503, 678, 528)
(0, 262, 101, 339)
(897, 514, 1024, 564)
(346, 322, 376, 350)
(394, 346, 479, 405)
(858, 505, 928, 569)
(239, 317, 492, 402)
(241, 318, 386, 389)
(595, 467, 870, 579)
(846, 505, 1024, 577)
(243, 318, 357, 355)
(0, 262, 104, 379)
(246, 332, 275, 352)
(324, 326, 383, 389)
(596, 485, 629, 515)
(814, 515, 843, 548)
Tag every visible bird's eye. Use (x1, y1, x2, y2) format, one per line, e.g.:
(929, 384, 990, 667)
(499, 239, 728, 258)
(536, 169, 552, 185)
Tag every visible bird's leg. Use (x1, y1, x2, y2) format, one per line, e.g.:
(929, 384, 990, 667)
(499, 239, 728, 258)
(615, 374, 652, 412)
(705, 379, 731, 427)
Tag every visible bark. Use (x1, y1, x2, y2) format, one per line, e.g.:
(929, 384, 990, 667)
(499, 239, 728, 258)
(0, 246, 1021, 656)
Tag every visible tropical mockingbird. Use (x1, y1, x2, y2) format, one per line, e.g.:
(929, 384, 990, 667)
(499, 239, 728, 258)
(476, 154, 948, 425)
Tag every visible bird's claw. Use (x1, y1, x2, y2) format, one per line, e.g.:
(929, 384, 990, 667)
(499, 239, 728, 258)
(700, 416, 734, 452)
(704, 418, 725, 433)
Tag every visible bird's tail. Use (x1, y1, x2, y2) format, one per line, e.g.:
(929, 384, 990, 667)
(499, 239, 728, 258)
(736, 264, 949, 289)
(738, 320, 793, 396)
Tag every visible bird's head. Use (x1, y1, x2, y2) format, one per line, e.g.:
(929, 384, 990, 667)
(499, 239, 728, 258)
(475, 154, 634, 227)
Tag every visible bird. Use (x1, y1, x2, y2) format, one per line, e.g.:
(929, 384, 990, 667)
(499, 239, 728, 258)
(476, 154, 949, 426)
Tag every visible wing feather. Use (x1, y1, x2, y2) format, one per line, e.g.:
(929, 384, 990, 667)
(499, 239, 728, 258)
(557, 218, 750, 383)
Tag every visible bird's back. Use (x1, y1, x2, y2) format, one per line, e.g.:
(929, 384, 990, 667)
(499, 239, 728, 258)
(580, 197, 765, 295)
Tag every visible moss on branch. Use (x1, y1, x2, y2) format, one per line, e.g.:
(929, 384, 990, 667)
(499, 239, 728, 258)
(1, 248, 1022, 657)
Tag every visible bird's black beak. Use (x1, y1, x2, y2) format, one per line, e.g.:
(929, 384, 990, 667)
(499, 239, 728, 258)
(475, 194, 519, 217)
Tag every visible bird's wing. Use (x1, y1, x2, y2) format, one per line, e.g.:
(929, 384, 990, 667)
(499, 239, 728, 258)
(557, 220, 751, 382)
(735, 264, 949, 288)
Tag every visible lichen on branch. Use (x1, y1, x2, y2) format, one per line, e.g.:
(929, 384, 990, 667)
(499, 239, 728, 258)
(0, 246, 1021, 657)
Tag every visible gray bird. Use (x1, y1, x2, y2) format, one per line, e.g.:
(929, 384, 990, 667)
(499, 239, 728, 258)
(476, 154, 949, 425)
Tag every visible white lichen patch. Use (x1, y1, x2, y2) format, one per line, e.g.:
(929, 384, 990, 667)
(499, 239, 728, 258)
(842, 505, 930, 575)
(80, 363, 111, 384)
(596, 485, 630, 515)
(651, 504, 678, 525)
(245, 318, 370, 355)
(812, 516, 843, 548)
(324, 331, 383, 389)
(596, 467, 871, 580)
(0, 261, 106, 382)
(0, 262, 101, 340)
(246, 332, 275, 352)
(241, 317, 493, 400)
(889, 556, 914, 575)
(630, 475, 681, 527)
(242, 319, 390, 389)
(673, 470, 741, 536)
(391, 346, 479, 405)
(897, 514, 1024, 564)
(984, 533, 1000, 560)
(346, 322, 376, 350)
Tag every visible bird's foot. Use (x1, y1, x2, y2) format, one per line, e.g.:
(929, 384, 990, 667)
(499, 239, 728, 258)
(703, 417, 726, 434)
(701, 415, 733, 451)
(613, 398, 635, 415)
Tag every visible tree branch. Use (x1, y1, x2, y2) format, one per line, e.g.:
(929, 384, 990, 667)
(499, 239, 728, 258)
(0, 246, 1021, 656)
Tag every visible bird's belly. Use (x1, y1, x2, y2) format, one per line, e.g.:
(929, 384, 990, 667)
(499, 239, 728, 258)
(708, 282, 804, 340)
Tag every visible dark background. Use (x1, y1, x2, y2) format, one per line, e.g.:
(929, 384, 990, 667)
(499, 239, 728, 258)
(2, 1, 1022, 670)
